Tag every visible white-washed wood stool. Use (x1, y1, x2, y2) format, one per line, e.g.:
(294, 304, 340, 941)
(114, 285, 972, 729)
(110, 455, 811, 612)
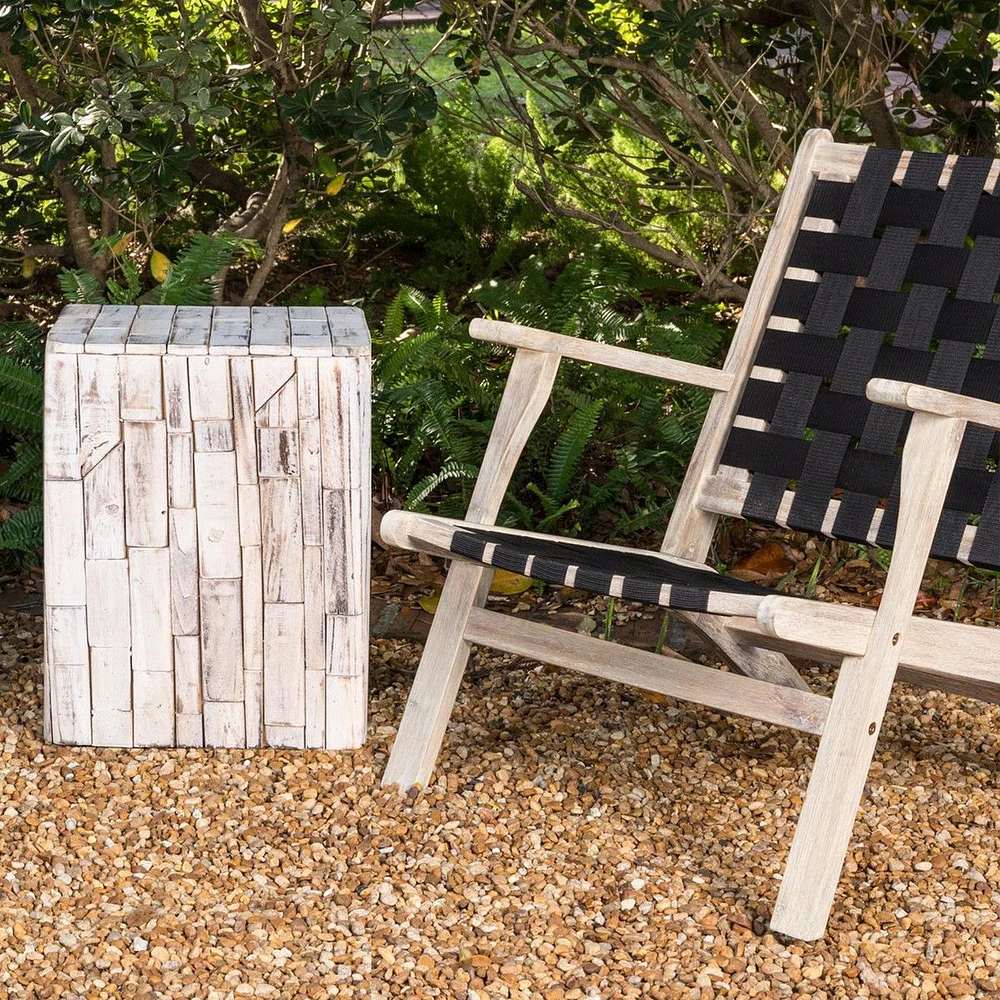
(43, 304, 370, 750)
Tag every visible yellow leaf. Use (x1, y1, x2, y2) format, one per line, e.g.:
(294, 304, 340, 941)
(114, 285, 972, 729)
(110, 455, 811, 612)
(282, 217, 303, 234)
(489, 570, 532, 595)
(417, 594, 440, 614)
(21, 257, 36, 279)
(111, 231, 135, 256)
(149, 250, 171, 283)
(325, 173, 347, 196)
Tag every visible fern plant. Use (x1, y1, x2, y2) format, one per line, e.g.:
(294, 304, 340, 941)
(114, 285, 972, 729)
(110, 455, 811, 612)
(358, 113, 541, 288)
(60, 231, 259, 307)
(0, 336, 45, 563)
(472, 251, 725, 536)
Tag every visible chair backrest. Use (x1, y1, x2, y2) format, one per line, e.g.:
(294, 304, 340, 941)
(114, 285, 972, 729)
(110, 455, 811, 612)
(701, 140, 999, 570)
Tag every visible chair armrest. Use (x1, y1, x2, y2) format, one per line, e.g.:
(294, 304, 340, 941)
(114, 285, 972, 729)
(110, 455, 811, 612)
(470, 318, 735, 392)
(867, 378, 1000, 430)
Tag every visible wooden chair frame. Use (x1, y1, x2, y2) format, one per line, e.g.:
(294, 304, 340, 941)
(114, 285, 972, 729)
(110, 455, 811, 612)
(379, 130, 1000, 941)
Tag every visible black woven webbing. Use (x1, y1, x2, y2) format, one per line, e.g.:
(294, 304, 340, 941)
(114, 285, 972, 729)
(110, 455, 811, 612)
(721, 148, 1000, 569)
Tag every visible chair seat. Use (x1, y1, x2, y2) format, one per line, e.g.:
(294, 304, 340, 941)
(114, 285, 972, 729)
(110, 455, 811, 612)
(449, 526, 770, 616)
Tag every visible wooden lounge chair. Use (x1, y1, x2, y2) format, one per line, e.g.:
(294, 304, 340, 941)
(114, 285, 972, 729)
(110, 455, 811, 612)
(379, 129, 1000, 940)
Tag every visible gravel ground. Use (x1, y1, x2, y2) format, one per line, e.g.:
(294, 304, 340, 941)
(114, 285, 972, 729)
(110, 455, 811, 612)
(0, 608, 370, 999)
(2, 593, 998, 1000)
(369, 627, 1000, 1000)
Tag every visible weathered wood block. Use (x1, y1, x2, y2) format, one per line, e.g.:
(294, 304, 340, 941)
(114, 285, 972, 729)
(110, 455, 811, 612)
(43, 305, 370, 748)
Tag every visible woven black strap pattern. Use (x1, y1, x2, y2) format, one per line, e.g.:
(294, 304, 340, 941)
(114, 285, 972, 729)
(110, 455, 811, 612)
(721, 148, 1000, 569)
(450, 528, 769, 612)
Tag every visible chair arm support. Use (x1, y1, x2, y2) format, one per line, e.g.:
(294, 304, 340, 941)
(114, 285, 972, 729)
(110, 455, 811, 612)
(867, 378, 1000, 431)
(471, 318, 735, 393)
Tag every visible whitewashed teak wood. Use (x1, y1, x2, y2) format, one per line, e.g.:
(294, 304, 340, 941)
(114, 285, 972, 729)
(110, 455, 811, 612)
(43, 304, 370, 751)
(380, 131, 1000, 942)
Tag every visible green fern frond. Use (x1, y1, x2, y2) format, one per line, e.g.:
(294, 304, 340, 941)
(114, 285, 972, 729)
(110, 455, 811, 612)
(405, 461, 480, 510)
(59, 269, 105, 304)
(0, 321, 46, 370)
(0, 357, 44, 436)
(0, 441, 43, 502)
(155, 233, 258, 306)
(545, 398, 604, 504)
(0, 504, 42, 554)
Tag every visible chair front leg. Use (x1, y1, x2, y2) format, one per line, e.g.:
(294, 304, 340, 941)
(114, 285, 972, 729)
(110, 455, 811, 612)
(381, 348, 561, 790)
(770, 410, 967, 940)
(381, 561, 493, 790)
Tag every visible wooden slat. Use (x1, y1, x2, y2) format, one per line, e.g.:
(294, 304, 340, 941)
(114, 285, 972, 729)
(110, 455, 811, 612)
(252, 357, 296, 414)
(83, 305, 137, 354)
(209, 306, 251, 355)
(77, 353, 120, 477)
(90, 646, 132, 713)
(319, 358, 366, 489)
(322, 489, 366, 615)
(244, 671, 264, 748)
(124, 420, 168, 547)
(43, 479, 86, 606)
(304, 547, 325, 674)
(257, 428, 298, 477)
(242, 545, 264, 677)
(167, 432, 195, 509)
(193, 420, 235, 453)
(325, 675, 367, 750)
(263, 603, 305, 728)
(299, 419, 322, 545)
(176, 715, 205, 748)
(133, 671, 174, 747)
(47, 304, 100, 353)
(167, 306, 212, 355)
(85, 560, 130, 648)
(169, 508, 200, 636)
(129, 547, 172, 672)
(125, 305, 174, 354)
(472, 318, 733, 392)
(238, 484, 261, 546)
(188, 356, 233, 420)
(43, 353, 79, 480)
(173, 635, 203, 716)
(290, 307, 332, 357)
(200, 578, 244, 701)
(467, 607, 830, 734)
(326, 306, 371, 357)
(46, 605, 89, 667)
(230, 357, 258, 485)
(120, 355, 163, 421)
(83, 444, 125, 560)
(261, 479, 303, 602)
(265, 380, 298, 428)
(325, 614, 367, 677)
(162, 355, 192, 432)
(250, 307, 291, 355)
(91, 710, 133, 748)
(47, 661, 92, 745)
(265, 724, 306, 749)
(242, 546, 264, 750)
(305, 670, 326, 748)
(194, 451, 241, 578)
(203, 702, 246, 747)
(868, 378, 1000, 431)
(296, 358, 320, 418)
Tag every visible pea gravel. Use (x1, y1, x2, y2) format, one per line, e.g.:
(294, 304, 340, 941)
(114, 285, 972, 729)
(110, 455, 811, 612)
(2, 603, 998, 999)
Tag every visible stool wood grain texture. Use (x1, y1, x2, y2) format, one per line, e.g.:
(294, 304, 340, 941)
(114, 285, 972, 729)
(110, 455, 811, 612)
(43, 304, 370, 749)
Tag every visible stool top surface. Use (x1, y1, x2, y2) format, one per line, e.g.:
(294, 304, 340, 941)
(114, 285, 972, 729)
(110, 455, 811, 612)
(46, 304, 370, 357)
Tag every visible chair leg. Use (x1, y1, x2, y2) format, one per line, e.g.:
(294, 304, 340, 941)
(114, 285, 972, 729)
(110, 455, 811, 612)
(768, 650, 894, 940)
(381, 561, 493, 790)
